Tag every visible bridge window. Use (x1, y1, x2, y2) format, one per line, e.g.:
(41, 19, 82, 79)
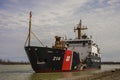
(95, 54, 98, 57)
(67, 40, 90, 44)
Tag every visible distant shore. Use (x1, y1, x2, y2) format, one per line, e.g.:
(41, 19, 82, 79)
(0, 62, 30, 65)
(0, 59, 29, 65)
(101, 62, 120, 64)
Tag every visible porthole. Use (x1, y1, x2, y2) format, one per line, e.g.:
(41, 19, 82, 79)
(35, 48, 38, 51)
(28, 48, 31, 51)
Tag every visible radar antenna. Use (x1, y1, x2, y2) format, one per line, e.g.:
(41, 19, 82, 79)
(74, 20, 88, 39)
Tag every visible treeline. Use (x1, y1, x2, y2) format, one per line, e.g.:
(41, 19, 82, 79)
(0, 59, 30, 65)
(101, 62, 120, 64)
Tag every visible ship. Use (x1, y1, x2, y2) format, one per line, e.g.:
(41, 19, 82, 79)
(24, 12, 101, 73)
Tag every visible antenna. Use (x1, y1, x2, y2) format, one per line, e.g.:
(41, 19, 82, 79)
(74, 20, 88, 39)
(28, 11, 32, 46)
(24, 11, 45, 47)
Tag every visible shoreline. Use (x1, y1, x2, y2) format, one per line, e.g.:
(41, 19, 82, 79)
(0, 63, 30, 65)
(71, 69, 120, 80)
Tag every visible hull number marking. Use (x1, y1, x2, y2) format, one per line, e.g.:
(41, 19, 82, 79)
(52, 56, 61, 61)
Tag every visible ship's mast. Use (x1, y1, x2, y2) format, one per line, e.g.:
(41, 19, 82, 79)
(74, 20, 87, 39)
(28, 11, 32, 46)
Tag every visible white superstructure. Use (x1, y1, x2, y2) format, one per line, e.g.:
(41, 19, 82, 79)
(64, 20, 100, 62)
(65, 36, 100, 61)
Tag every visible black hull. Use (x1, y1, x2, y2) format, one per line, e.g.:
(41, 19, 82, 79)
(25, 46, 101, 73)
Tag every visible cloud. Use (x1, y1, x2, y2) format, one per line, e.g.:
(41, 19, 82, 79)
(9, 0, 19, 3)
(107, 0, 120, 5)
(0, 0, 120, 61)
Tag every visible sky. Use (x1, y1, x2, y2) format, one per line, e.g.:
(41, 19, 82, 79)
(0, 0, 120, 62)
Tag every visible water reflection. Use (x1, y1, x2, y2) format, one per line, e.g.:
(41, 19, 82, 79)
(29, 72, 76, 80)
(30, 72, 62, 80)
(29, 71, 92, 80)
(62, 72, 72, 78)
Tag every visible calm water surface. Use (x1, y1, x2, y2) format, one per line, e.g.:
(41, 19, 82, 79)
(0, 64, 120, 80)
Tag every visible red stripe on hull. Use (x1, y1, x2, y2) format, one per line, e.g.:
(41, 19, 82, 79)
(62, 50, 73, 71)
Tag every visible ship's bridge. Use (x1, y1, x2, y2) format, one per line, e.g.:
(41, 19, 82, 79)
(64, 34, 93, 46)
(64, 39, 91, 47)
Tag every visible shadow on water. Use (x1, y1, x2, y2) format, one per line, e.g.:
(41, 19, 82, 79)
(28, 72, 86, 80)
(29, 72, 65, 80)
(28, 70, 93, 80)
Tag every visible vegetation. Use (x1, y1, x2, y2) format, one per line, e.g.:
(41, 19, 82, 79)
(0, 59, 29, 65)
(101, 62, 120, 64)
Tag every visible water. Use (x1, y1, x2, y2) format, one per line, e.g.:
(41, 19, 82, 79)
(0, 64, 120, 80)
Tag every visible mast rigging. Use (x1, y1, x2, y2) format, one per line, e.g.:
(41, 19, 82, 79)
(74, 20, 88, 39)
